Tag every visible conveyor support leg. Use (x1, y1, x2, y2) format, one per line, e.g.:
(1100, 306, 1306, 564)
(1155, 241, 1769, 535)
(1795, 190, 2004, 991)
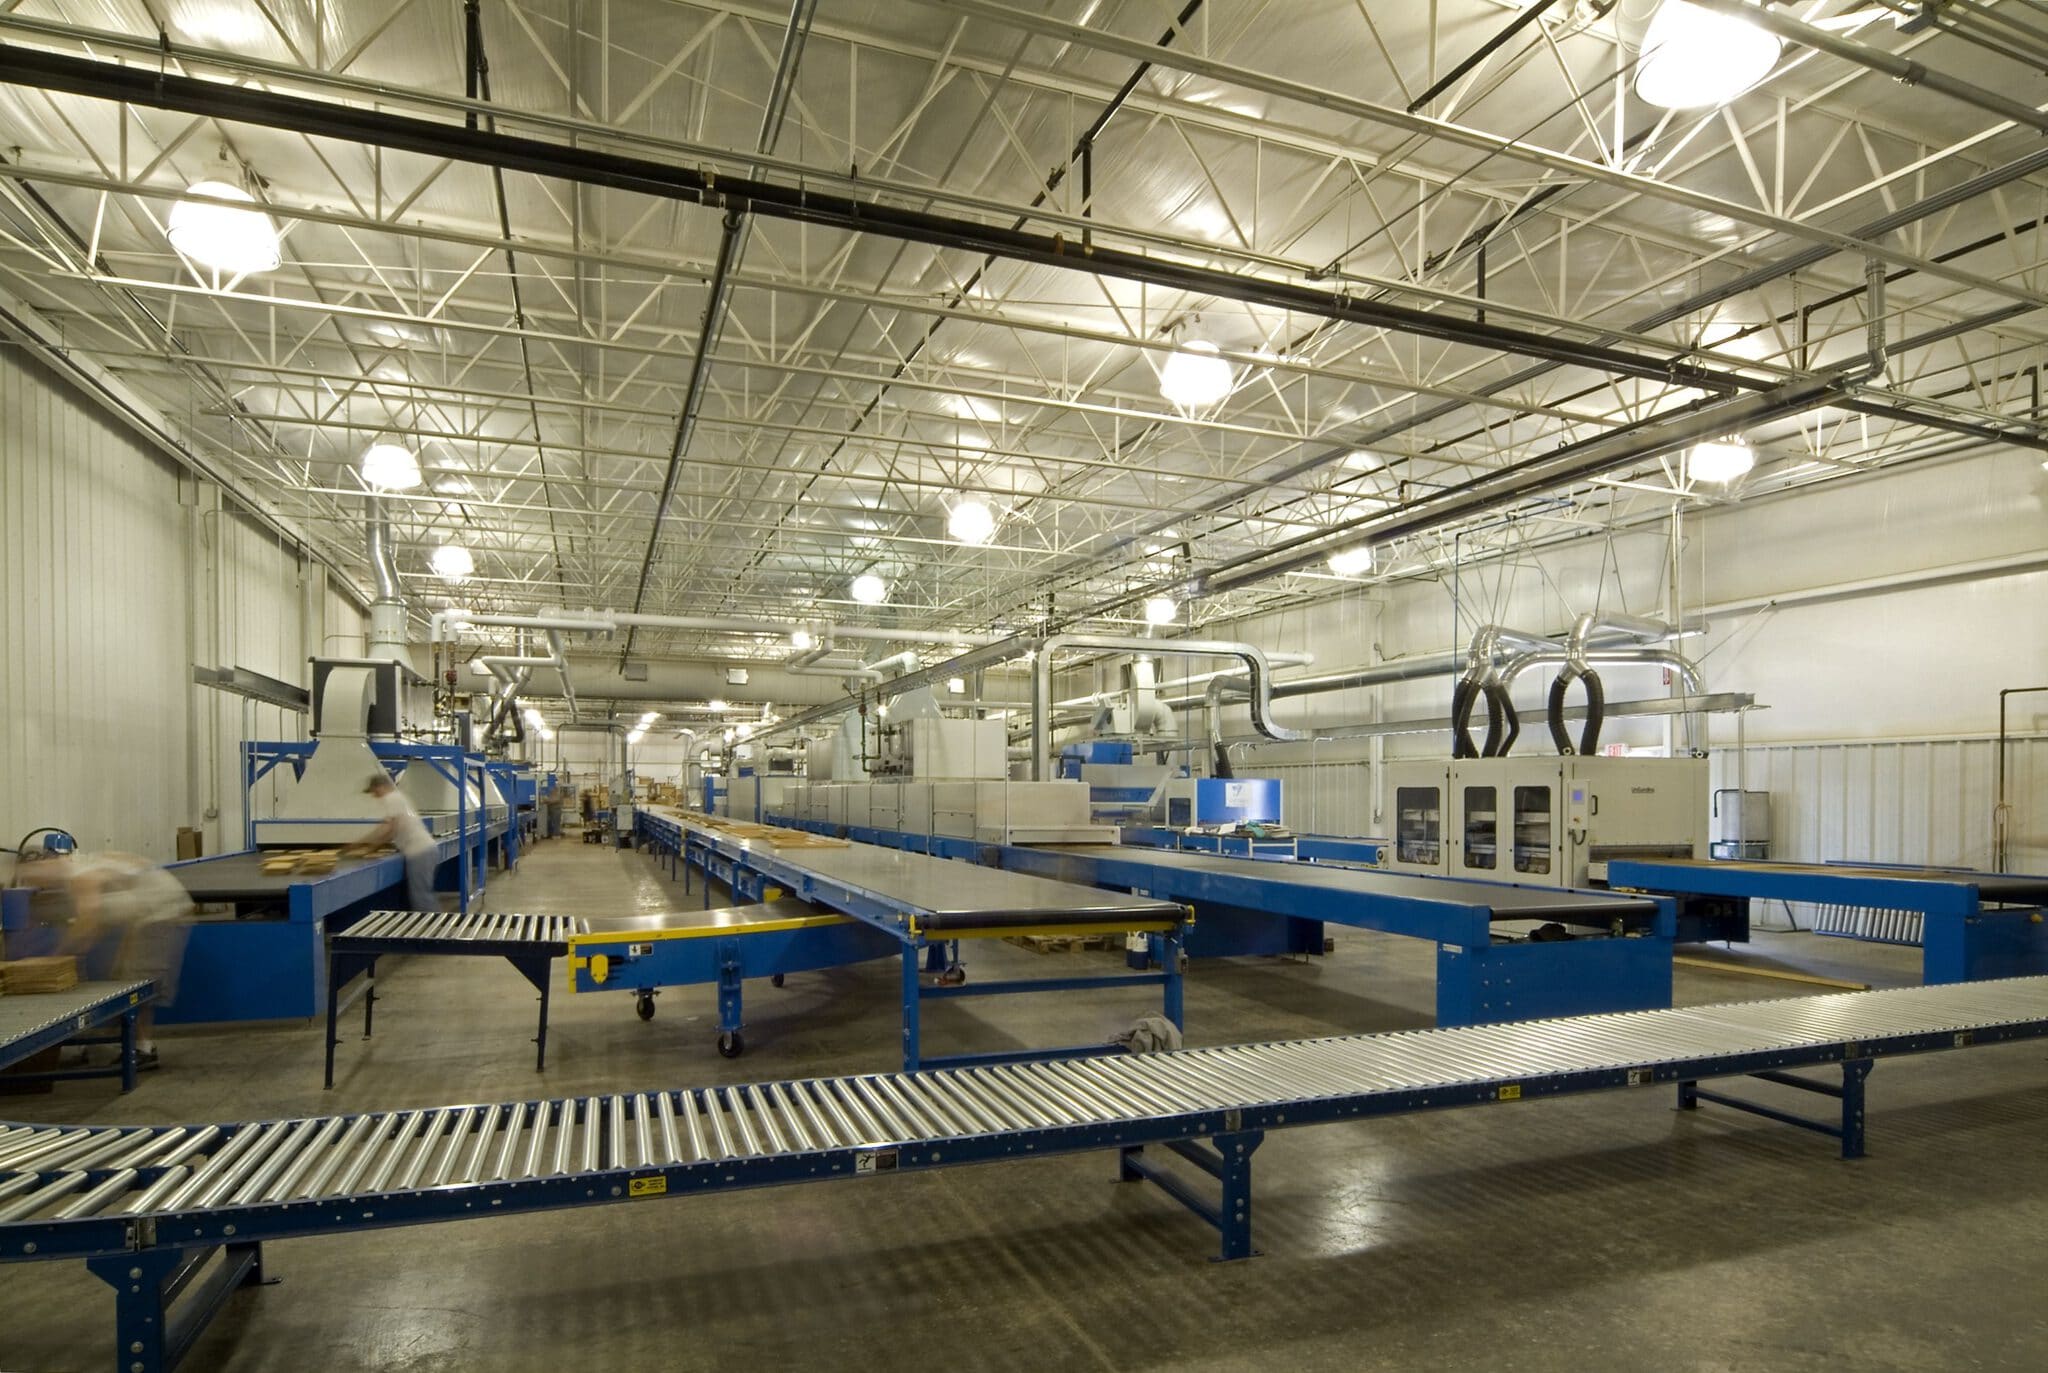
(1677, 1057, 1875, 1159)
(1116, 1129, 1264, 1261)
(89, 1241, 268, 1373)
(717, 938, 744, 1039)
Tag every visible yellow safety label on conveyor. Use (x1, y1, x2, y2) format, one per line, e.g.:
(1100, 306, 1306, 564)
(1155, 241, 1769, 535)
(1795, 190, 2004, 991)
(629, 1175, 667, 1198)
(1496, 1084, 1522, 1101)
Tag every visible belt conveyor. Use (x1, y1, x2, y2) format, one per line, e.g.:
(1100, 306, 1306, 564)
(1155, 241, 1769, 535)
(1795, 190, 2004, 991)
(324, 911, 589, 1086)
(6, 976, 2048, 1372)
(765, 813, 1676, 1025)
(0, 981, 153, 1095)
(1610, 858, 2048, 985)
(642, 809, 1192, 1069)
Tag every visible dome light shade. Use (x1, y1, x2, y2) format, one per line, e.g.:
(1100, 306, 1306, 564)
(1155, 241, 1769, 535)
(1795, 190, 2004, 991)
(791, 628, 815, 651)
(850, 573, 888, 605)
(1158, 340, 1234, 408)
(167, 180, 281, 276)
(360, 441, 422, 491)
(1143, 595, 1177, 626)
(1327, 546, 1374, 577)
(429, 544, 474, 582)
(1635, 1, 1781, 110)
(947, 497, 997, 545)
(1689, 438, 1756, 483)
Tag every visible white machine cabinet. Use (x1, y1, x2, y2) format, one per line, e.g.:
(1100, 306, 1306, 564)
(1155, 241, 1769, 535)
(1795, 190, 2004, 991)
(1386, 755, 1708, 889)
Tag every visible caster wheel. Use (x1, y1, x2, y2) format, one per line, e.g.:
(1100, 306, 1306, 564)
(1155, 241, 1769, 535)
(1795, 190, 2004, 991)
(770, 973, 786, 988)
(940, 965, 967, 987)
(635, 993, 656, 1022)
(717, 1030, 745, 1058)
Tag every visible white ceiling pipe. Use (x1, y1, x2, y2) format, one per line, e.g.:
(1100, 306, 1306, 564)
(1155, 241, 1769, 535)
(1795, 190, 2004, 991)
(430, 609, 616, 645)
(610, 611, 984, 646)
(1058, 653, 1315, 708)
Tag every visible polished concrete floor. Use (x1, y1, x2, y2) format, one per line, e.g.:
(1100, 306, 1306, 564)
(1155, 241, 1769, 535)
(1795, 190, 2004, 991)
(4, 836, 2046, 1371)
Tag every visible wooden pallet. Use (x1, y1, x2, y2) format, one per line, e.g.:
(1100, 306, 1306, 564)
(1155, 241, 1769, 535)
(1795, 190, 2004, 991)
(1004, 933, 1115, 955)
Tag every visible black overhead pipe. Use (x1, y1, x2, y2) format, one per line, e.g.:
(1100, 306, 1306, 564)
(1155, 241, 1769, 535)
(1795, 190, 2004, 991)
(1407, 0, 1562, 113)
(0, 40, 1741, 392)
(1994, 685, 2048, 870)
(621, 0, 817, 664)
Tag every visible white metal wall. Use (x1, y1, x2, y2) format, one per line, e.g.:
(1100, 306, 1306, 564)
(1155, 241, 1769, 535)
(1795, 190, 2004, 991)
(0, 342, 365, 864)
(1, 341, 192, 860)
(1195, 445, 2048, 854)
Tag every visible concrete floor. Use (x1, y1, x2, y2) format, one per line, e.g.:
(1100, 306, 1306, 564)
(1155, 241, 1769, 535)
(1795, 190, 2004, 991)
(4, 836, 2047, 1371)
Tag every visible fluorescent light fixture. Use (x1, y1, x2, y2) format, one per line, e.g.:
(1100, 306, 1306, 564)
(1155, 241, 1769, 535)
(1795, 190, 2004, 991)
(947, 497, 997, 546)
(637, 711, 660, 726)
(626, 729, 645, 745)
(360, 441, 422, 491)
(1689, 438, 1756, 483)
(1158, 340, 1234, 408)
(791, 628, 815, 651)
(947, 677, 967, 695)
(429, 544, 474, 582)
(707, 699, 729, 713)
(850, 573, 888, 605)
(167, 180, 281, 276)
(1635, 0, 1781, 110)
(1327, 546, 1375, 577)
(1143, 596, 1178, 626)
(1343, 450, 1384, 471)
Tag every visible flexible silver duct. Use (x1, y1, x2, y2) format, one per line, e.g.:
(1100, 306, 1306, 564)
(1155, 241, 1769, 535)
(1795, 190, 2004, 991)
(365, 496, 402, 602)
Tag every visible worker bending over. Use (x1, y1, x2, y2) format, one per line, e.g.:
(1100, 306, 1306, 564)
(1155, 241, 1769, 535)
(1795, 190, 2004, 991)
(360, 772, 442, 912)
(15, 850, 194, 1069)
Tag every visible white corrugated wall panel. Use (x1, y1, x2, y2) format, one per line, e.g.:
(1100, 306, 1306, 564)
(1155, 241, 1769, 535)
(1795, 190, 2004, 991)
(2, 343, 356, 861)
(1710, 737, 2047, 873)
(1, 342, 191, 859)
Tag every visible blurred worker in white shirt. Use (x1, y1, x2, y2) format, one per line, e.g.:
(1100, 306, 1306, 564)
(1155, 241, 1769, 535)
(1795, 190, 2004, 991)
(359, 773, 441, 912)
(15, 849, 194, 1068)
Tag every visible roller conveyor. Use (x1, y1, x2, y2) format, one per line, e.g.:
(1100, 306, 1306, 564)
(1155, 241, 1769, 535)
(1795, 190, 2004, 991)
(0, 981, 154, 1094)
(6, 976, 2048, 1373)
(325, 911, 592, 1085)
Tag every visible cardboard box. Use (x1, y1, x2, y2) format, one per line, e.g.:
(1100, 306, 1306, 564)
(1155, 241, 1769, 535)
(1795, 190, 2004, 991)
(176, 827, 204, 861)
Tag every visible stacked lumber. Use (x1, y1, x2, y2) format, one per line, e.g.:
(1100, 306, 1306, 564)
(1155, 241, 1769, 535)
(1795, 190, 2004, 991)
(0, 955, 79, 994)
(260, 849, 342, 876)
(694, 818, 848, 849)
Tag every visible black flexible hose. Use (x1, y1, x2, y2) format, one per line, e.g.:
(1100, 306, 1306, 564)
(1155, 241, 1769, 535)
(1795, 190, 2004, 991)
(1488, 682, 1521, 757)
(1579, 669, 1606, 755)
(1478, 679, 1505, 756)
(1450, 678, 1482, 758)
(1547, 668, 1607, 755)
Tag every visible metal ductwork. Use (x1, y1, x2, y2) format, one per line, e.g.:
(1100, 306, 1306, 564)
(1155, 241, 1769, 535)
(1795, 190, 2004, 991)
(1032, 635, 1305, 779)
(364, 496, 408, 662)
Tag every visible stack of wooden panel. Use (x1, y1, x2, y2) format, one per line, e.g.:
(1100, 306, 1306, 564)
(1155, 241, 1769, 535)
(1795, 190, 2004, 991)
(0, 955, 79, 994)
(260, 849, 341, 876)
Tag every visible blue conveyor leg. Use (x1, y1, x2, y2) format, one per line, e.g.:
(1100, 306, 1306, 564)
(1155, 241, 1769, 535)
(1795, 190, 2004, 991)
(1840, 1057, 1871, 1160)
(901, 943, 923, 1072)
(717, 939, 744, 1040)
(89, 1241, 267, 1373)
(120, 1005, 138, 1094)
(1115, 1129, 1264, 1261)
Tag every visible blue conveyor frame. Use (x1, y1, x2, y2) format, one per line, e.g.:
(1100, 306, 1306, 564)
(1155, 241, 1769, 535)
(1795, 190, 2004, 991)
(1609, 858, 2048, 984)
(636, 809, 1190, 1071)
(766, 815, 1674, 1026)
(5, 977, 2048, 1373)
